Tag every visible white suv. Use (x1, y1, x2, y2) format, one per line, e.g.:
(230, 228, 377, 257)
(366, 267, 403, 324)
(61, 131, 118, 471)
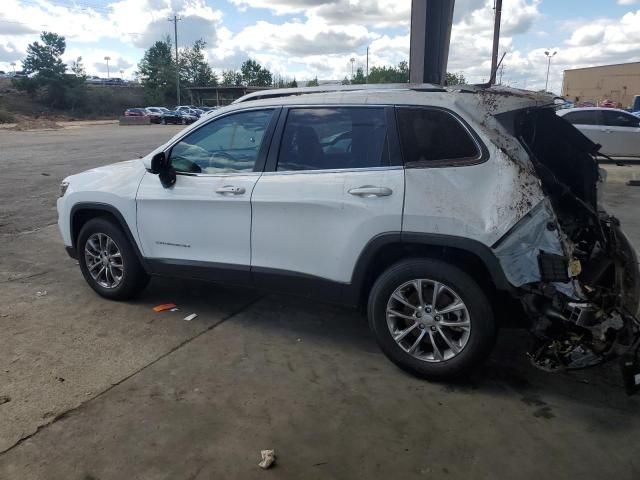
(57, 85, 640, 382)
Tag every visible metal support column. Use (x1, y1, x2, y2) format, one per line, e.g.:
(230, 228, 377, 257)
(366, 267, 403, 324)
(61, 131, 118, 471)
(409, 0, 455, 85)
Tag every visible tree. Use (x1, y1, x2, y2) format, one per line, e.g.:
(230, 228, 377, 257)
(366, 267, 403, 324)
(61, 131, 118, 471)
(445, 72, 467, 86)
(341, 76, 350, 85)
(70, 56, 85, 77)
(14, 31, 85, 109)
(287, 78, 298, 88)
(351, 67, 366, 84)
(366, 61, 409, 84)
(221, 69, 242, 86)
(137, 37, 177, 104)
(180, 39, 217, 87)
(22, 31, 66, 78)
(240, 59, 272, 86)
(306, 76, 319, 87)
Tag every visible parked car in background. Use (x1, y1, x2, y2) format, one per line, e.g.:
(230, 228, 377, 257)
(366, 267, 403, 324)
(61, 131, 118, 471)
(632, 95, 640, 113)
(557, 107, 640, 157)
(160, 110, 197, 125)
(145, 107, 169, 124)
(598, 99, 617, 108)
(124, 108, 148, 117)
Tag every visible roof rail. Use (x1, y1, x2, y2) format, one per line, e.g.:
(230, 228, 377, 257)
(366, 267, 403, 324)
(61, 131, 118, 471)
(233, 83, 446, 103)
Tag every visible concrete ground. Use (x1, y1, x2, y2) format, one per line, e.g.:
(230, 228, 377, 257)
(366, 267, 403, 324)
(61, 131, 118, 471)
(1, 124, 640, 479)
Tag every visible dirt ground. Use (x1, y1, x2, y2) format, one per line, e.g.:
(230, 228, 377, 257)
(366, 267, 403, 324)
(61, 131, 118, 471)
(1, 124, 640, 480)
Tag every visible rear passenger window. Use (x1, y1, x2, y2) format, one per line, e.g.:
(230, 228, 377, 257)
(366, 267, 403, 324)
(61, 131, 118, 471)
(396, 108, 481, 167)
(277, 108, 389, 171)
(601, 110, 640, 128)
(562, 110, 600, 126)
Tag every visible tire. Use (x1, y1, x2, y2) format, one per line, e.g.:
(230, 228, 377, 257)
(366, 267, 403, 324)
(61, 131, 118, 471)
(77, 217, 150, 300)
(162, 118, 167, 125)
(368, 258, 496, 380)
(181, 118, 186, 125)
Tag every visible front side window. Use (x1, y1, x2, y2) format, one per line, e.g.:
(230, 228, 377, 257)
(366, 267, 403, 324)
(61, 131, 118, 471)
(170, 109, 273, 174)
(563, 110, 600, 126)
(277, 107, 389, 171)
(601, 110, 640, 128)
(396, 107, 481, 167)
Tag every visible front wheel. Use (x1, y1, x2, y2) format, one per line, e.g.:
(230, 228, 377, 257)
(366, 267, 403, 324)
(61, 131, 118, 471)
(368, 258, 496, 380)
(77, 217, 149, 300)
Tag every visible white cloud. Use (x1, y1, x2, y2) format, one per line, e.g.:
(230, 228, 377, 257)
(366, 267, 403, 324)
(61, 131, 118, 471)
(617, 0, 639, 5)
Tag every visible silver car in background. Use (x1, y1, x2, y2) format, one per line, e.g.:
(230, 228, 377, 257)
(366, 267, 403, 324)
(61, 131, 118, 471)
(557, 107, 640, 158)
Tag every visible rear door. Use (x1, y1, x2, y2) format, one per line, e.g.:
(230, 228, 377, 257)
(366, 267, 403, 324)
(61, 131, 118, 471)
(250, 106, 404, 298)
(600, 110, 640, 157)
(561, 109, 605, 150)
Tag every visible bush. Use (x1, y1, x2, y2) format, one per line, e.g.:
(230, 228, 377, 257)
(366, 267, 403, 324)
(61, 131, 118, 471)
(0, 108, 15, 123)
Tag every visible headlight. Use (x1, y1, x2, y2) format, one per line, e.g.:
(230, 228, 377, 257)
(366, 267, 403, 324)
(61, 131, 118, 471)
(60, 181, 70, 197)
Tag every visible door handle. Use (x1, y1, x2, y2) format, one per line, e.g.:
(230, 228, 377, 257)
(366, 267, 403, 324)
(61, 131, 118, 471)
(216, 185, 246, 195)
(348, 186, 393, 197)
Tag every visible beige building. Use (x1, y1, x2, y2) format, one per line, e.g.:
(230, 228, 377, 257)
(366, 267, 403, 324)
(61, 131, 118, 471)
(562, 61, 640, 108)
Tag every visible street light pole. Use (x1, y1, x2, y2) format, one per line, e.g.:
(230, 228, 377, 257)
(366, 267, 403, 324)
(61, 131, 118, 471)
(544, 50, 557, 92)
(350, 57, 355, 79)
(104, 56, 111, 79)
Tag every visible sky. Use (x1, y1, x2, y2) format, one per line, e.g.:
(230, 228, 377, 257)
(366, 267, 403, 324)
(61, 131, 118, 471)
(1, 0, 640, 93)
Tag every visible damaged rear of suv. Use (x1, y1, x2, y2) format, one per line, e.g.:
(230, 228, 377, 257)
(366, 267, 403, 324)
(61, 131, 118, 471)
(483, 89, 640, 386)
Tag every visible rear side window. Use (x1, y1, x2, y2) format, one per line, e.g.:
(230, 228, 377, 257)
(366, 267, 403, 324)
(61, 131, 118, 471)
(562, 110, 600, 126)
(396, 107, 481, 167)
(277, 107, 389, 171)
(601, 110, 640, 128)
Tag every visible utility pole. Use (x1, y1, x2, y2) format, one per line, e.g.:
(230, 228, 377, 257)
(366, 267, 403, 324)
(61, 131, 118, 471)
(490, 0, 502, 84)
(350, 57, 355, 79)
(366, 46, 369, 83)
(498, 62, 505, 84)
(168, 14, 182, 104)
(544, 50, 557, 93)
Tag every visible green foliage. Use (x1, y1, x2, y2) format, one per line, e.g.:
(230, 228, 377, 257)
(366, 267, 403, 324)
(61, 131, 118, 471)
(445, 72, 467, 86)
(14, 31, 87, 110)
(288, 78, 298, 88)
(180, 39, 217, 87)
(70, 56, 86, 77)
(341, 76, 350, 85)
(350, 67, 366, 85)
(137, 37, 177, 104)
(367, 61, 409, 84)
(221, 69, 242, 86)
(22, 32, 66, 77)
(306, 76, 319, 87)
(240, 59, 272, 87)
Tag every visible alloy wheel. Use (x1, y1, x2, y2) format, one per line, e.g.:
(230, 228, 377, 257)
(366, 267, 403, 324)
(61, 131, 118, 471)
(386, 279, 471, 362)
(84, 232, 124, 289)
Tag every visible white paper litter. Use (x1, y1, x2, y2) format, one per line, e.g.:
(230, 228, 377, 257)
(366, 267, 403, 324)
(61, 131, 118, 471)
(183, 313, 197, 321)
(258, 449, 276, 469)
(36, 290, 48, 297)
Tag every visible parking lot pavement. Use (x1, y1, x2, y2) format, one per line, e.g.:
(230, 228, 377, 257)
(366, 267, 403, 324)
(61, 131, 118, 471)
(1, 125, 640, 479)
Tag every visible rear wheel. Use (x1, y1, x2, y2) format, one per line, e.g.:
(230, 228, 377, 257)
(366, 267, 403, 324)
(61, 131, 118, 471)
(78, 217, 149, 300)
(368, 258, 496, 379)
(162, 118, 167, 125)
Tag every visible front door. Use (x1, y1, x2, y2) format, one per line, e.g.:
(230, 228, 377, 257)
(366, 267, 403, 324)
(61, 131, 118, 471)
(136, 108, 278, 284)
(599, 109, 640, 157)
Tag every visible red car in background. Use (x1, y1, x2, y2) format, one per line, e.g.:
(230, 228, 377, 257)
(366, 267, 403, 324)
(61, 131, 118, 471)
(599, 99, 617, 108)
(123, 108, 148, 117)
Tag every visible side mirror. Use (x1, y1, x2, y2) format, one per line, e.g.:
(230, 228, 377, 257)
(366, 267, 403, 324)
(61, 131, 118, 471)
(150, 151, 176, 189)
(150, 152, 168, 174)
